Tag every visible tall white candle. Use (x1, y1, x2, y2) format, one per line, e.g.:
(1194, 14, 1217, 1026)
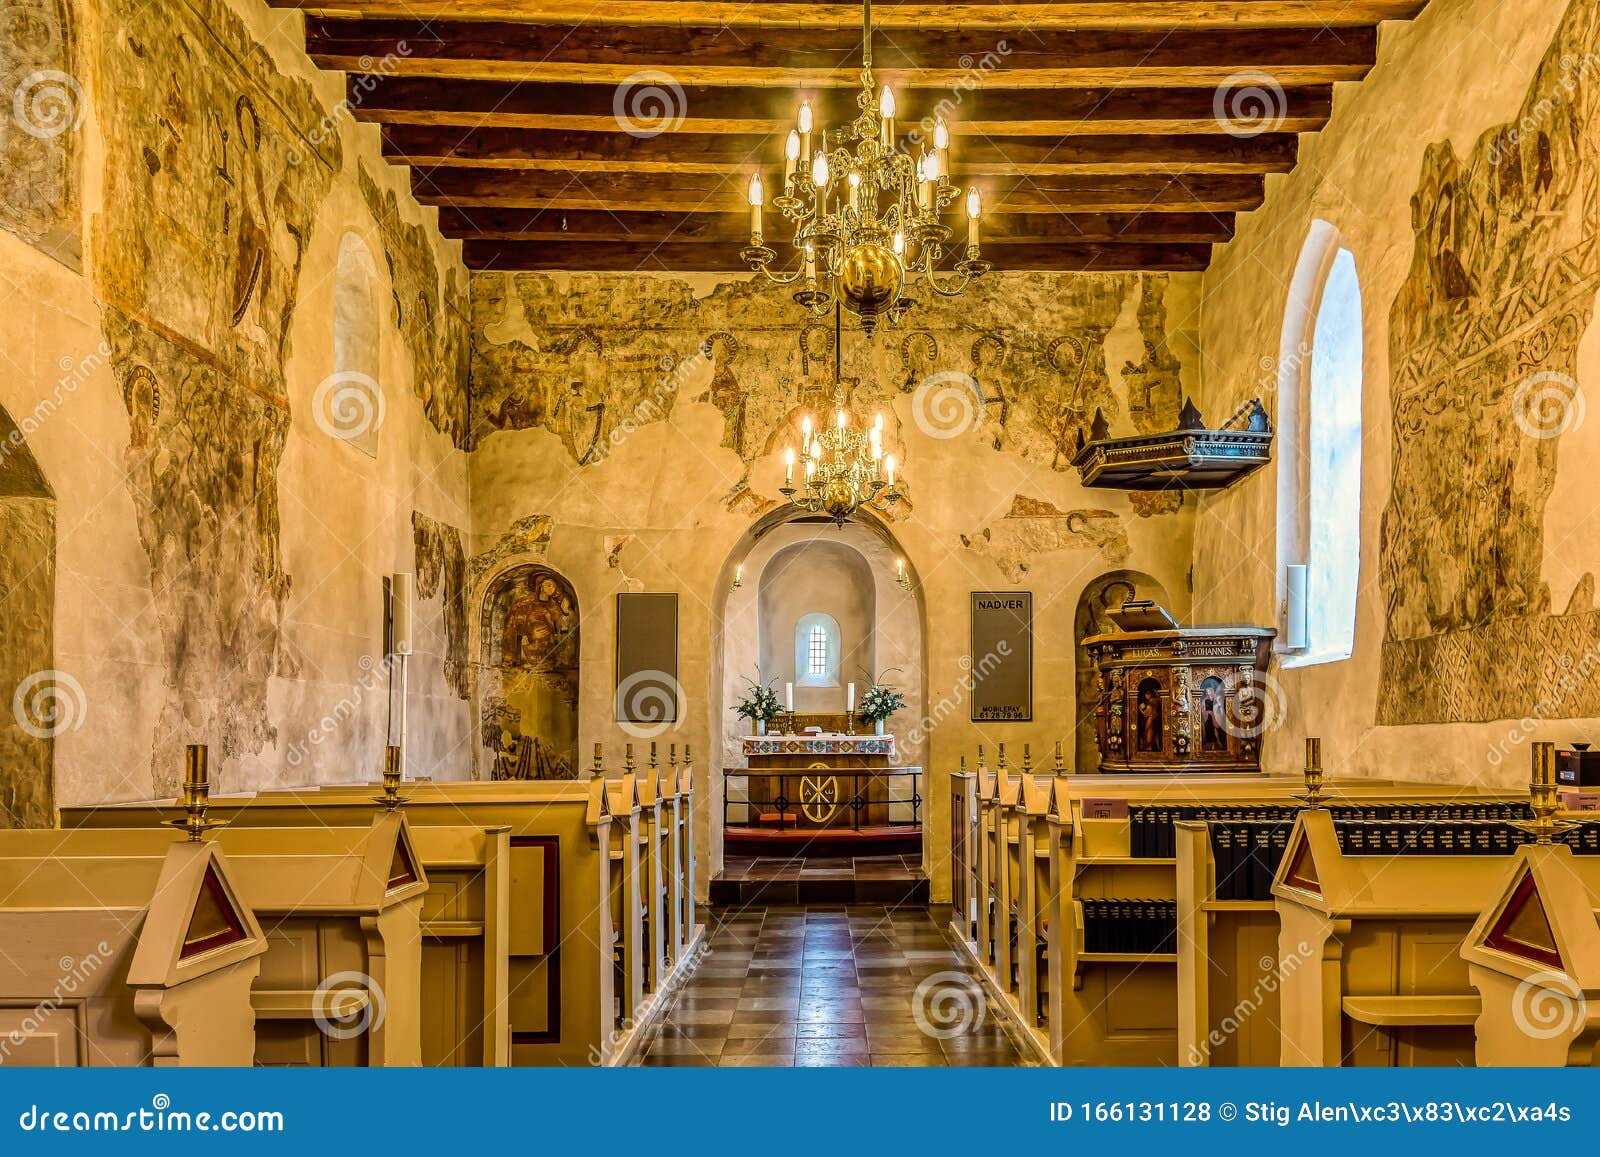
(785, 682, 794, 712)
(847, 682, 856, 713)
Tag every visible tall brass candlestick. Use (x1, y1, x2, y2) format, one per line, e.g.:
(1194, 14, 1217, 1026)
(1053, 741, 1065, 774)
(592, 742, 606, 776)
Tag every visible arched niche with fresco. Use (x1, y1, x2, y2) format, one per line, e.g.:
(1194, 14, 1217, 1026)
(1073, 569, 1169, 774)
(478, 565, 581, 780)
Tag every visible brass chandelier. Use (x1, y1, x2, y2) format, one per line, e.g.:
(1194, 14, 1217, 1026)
(780, 306, 902, 524)
(741, 0, 991, 337)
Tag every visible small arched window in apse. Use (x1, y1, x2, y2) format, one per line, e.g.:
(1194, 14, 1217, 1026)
(795, 612, 841, 687)
(327, 232, 384, 458)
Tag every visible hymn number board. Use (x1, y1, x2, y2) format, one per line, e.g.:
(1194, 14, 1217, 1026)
(970, 591, 1033, 722)
(614, 592, 680, 725)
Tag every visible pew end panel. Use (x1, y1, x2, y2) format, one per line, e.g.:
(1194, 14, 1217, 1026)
(0, 834, 266, 1067)
(1463, 841, 1600, 1065)
(1271, 810, 1511, 1068)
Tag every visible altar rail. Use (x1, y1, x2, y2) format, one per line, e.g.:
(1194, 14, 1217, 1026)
(723, 767, 923, 836)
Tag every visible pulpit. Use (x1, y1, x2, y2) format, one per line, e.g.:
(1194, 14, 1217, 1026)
(1085, 613, 1275, 774)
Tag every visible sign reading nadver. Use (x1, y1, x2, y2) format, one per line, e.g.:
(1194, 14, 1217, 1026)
(970, 590, 1032, 722)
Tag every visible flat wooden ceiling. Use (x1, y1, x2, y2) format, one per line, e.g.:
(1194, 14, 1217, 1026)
(270, 1, 1430, 273)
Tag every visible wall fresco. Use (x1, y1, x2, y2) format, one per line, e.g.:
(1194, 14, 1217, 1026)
(1378, 0, 1600, 724)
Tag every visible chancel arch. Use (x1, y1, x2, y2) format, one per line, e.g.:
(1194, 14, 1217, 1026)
(0, 403, 57, 828)
(714, 511, 927, 877)
(477, 563, 581, 780)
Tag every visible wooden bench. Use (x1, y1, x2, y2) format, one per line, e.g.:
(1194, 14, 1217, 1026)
(0, 829, 266, 1066)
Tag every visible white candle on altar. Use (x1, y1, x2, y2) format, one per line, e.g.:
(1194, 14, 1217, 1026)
(847, 682, 855, 713)
(785, 682, 794, 712)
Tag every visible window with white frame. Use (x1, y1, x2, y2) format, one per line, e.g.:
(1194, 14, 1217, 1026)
(1279, 223, 1363, 666)
(794, 612, 841, 687)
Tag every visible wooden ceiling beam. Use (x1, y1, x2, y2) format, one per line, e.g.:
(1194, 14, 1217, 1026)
(382, 125, 1299, 175)
(346, 76, 1335, 136)
(461, 238, 1216, 272)
(268, 1, 1428, 32)
(435, 207, 1237, 244)
(412, 166, 1265, 212)
(305, 19, 1379, 87)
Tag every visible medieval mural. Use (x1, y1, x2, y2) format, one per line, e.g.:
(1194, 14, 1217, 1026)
(90, 0, 334, 793)
(470, 270, 1191, 503)
(478, 564, 581, 780)
(960, 494, 1131, 584)
(1378, 0, 1600, 725)
(0, 0, 80, 266)
(412, 510, 469, 699)
(359, 166, 471, 447)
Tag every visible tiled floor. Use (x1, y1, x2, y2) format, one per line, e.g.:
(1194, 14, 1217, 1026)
(719, 855, 925, 881)
(634, 905, 1029, 1067)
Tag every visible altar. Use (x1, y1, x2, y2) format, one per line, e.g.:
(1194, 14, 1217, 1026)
(725, 727, 921, 854)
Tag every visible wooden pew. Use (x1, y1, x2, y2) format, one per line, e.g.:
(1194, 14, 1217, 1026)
(949, 757, 980, 953)
(0, 829, 266, 1066)
(209, 814, 429, 1066)
(1463, 747, 1600, 1065)
(1270, 807, 1519, 1066)
(64, 764, 705, 1066)
(1464, 837, 1600, 1065)
(951, 744, 1527, 1067)
(606, 764, 647, 1031)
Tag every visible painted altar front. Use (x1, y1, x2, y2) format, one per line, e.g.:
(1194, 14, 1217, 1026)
(741, 734, 897, 766)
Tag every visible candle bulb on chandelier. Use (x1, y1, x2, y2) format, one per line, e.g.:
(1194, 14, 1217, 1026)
(784, 130, 800, 184)
(885, 454, 897, 488)
(916, 154, 933, 210)
(892, 229, 904, 255)
(879, 85, 895, 149)
(847, 169, 861, 211)
(784, 447, 795, 486)
(966, 186, 982, 251)
(935, 118, 950, 176)
(836, 408, 848, 430)
(811, 151, 829, 189)
(798, 101, 813, 162)
(748, 174, 764, 245)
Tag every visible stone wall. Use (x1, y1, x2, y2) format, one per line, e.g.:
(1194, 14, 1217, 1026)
(1194, 0, 1600, 786)
(0, 0, 471, 809)
(469, 269, 1201, 896)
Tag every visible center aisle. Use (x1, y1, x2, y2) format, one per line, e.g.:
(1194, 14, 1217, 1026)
(634, 905, 1029, 1067)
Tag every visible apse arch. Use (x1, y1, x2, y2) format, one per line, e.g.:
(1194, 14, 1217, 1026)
(710, 508, 928, 875)
(476, 563, 582, 780)
(0, 402, 58, 828)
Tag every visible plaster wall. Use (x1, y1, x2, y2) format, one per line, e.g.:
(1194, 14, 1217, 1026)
(1194, 0, 1600, 787)
(0, 0, 472, 817)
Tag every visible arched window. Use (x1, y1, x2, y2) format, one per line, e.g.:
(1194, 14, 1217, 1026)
(1278, 222, 1363, 665)
(794, 612, 840, 687)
